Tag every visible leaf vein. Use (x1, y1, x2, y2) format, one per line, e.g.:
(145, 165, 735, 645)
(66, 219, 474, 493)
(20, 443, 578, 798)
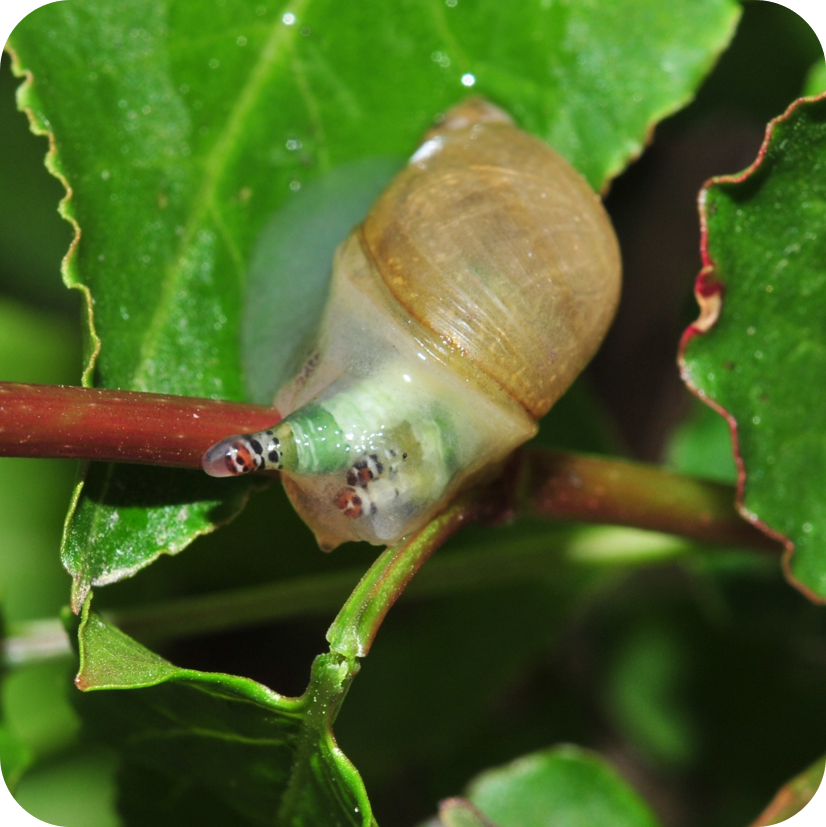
(131, 0, 313, 391)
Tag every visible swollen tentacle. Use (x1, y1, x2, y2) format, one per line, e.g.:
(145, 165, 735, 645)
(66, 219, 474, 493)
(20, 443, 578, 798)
(202, 427, 290, 477)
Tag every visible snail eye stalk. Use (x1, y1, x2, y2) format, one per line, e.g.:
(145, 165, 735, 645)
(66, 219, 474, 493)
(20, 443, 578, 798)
(202, 426, 289, 476)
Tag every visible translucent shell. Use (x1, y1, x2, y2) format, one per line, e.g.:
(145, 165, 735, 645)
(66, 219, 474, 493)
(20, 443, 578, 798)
(204, 99, 621, 550)
(362, 99, 621, 419)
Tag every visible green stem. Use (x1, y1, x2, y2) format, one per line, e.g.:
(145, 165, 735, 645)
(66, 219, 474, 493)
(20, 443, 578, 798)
(0, 391, 781, 667)
(326, 496, 485, 659)
(4, 524, 704, 667)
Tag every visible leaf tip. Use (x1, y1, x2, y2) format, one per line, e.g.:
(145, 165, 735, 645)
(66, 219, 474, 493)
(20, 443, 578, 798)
(70, 575, 91, 615)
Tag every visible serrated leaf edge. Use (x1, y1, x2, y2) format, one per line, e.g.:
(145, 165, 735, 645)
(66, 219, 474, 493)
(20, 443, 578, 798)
(6, 41, 100, 387)
(678, 91, 826, 605)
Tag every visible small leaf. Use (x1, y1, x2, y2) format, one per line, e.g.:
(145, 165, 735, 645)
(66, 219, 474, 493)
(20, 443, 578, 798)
(0, 722, 33, 793)
(60, 465, 265, 610)
(749, 753, 825, 827)
(804, 60, 826, 97)
(8, 0, 741, 593)
(680, 94, 826, 600)
(74, 605, 374, 826)
(466, 745, 661, 827)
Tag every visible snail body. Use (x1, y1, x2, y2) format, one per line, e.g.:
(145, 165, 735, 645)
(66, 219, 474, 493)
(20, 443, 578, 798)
(203, 99, 621, 549)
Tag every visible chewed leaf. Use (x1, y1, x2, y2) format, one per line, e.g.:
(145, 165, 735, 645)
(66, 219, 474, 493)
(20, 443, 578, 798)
(680, 94, 826, 601)
(74, 606, 374, 826)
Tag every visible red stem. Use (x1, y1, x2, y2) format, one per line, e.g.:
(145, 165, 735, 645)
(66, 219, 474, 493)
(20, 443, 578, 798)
(0, 381, 779, 554)
(0, 382, 280, 468)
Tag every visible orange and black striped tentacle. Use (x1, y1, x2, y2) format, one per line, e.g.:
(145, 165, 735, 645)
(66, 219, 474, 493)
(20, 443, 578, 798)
(201, 427, 287, 477)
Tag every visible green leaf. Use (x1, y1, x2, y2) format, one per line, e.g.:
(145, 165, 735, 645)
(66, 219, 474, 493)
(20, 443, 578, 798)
(10, 747, 120, 827)
(74, 605, 374, 826)
(680, 94, 826, 600)
(665, 398, 738, 484)
(804, 59, 826, 97)
(0, 53, 74, 310)
(602, 622, 696, 769)
(465, 745, 662, 827)
(60, 465, 264, 610)
(0, 721, 33, 793)
(750, 753, 826, 827)
(0, 299, 82, 618)
(8, 0, 741, 597)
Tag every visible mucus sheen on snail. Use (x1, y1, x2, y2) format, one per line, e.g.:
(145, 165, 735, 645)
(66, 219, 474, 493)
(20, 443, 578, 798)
(202, 99, 621, 550)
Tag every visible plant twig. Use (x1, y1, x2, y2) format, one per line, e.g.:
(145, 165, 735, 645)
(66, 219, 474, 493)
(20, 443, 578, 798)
(114, 524, 690, 647)
(0, 382, 279, 467)
(3, 524, 756, 667)
(519, 450, 779, 553)
(0, 382, 780, 555)
(326, 496, 486, 659)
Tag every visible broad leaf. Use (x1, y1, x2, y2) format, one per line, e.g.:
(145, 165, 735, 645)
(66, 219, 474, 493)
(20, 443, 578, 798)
(0, 722, 32, 792)
(60, 464, 264, 609)
(8, 0, 741, 600)
(680, 94, 826, 600)
(74, 605, 374, 826)
(464, 745, 661, 827)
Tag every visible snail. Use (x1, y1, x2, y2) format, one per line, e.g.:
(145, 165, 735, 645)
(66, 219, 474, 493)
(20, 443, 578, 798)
(202, 99, 622, 550)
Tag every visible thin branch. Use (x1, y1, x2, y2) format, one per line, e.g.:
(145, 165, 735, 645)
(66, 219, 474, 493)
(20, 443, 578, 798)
(0, 382, 780, 553)
(518, 450, 779, 552)
(327, 496, 485, 659)
(2, 524, 698, 666)
(0, 382, 279, 467)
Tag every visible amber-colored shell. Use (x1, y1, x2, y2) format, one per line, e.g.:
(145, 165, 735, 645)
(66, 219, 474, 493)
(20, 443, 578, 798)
(360, 99, 621, 419)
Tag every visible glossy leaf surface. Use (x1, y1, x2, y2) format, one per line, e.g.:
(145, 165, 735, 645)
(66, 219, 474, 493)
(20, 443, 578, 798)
(74, 606, 373, 826)
(8, 0, 740, 598)
(681, 94, 826, 600)
(466, 745, 661, 827)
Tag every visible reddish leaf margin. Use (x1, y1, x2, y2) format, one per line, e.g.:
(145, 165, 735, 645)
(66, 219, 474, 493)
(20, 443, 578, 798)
(678, 91, 826, 604)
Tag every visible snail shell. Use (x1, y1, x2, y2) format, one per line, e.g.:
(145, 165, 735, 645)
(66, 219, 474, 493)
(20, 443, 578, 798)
(203, 99, 621, 550)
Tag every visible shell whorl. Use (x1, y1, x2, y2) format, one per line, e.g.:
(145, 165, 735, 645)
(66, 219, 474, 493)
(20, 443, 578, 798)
(203, 100, 622, 550)
(360, 99, 621, 419)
